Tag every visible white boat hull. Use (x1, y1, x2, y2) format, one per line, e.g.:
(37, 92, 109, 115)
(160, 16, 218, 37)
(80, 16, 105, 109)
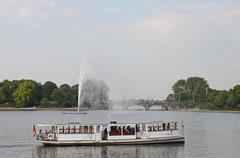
(39, 136, 185, 146)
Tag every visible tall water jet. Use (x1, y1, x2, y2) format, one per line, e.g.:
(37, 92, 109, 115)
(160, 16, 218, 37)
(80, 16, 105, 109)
(78, 58, 88, 111)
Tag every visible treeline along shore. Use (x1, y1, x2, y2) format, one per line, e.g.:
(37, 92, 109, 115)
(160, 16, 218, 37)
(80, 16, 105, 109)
(166, 77, 240, 111)
(0, 79, 110, 110)
(0, 77, 239, 111)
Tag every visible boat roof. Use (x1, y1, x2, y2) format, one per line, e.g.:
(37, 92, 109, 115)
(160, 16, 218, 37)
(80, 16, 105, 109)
(35, 120, 180, 127)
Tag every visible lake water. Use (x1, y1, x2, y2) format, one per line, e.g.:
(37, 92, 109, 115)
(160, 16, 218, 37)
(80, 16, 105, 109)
(0, 110, 239, 158)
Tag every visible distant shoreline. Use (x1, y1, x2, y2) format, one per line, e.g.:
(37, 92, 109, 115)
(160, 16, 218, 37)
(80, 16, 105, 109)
(0, 107, 79, 111)
(0, 107, 240, 113)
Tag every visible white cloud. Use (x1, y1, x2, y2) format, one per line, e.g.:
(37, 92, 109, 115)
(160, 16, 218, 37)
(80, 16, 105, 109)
(0, 0, 56, 20)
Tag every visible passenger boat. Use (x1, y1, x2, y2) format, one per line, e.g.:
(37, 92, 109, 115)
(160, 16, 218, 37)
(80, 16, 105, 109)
(33, 120, 185, 146)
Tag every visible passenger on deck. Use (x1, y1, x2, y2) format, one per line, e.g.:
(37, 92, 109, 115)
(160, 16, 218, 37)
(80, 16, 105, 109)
(127, 126, 131, 132)
(118, 127, 121, 133)
(103, 128, 108, 140)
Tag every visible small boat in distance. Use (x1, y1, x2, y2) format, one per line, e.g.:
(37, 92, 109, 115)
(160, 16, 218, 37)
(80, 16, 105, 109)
(33, 120, 185, 146)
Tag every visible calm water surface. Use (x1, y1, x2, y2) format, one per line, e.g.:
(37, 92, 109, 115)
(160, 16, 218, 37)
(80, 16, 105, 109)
(0, 110, 239, 158)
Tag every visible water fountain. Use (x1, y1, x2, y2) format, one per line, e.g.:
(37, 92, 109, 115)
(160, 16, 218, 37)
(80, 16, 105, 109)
(63, 58, 88, 115)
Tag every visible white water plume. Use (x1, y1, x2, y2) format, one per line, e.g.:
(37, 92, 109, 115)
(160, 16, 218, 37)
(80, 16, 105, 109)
(78, 58, 88, 111)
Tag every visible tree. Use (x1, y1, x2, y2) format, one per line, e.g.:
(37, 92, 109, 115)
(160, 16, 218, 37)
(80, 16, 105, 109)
(166, 94, 175, 102)
(12, 80, 42, 106)
(226, 93, 234, 108)
(171, 77, 209, 104)
(232, 85, 240, 107)
(71, 84, 79, 106)
(40, 97, 49, 106)
(51, 84, 75, 107)
(0, 80, 24, 104)
(81, 79, 109, 109)
(172, 79, 186, 101)
(41, 81, 57, 100)
(213, 91, 229, 109)
(0, 88, 6, 104)
(185, 77, 209, 103)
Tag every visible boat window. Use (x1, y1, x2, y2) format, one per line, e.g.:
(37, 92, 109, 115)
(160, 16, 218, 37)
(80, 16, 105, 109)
(89, 126, 94, 134)
(109, 126, 121, 136)
(142, 124, 146, 131)
(59, 126, 64, 134)
(78, 126, 82, 134)
(136, 124, 140, 132)
(66, 126, 70, 134)
(51, 126, 57, 134)
(167, 123, 170, 130)
(153, 125, 158, 131)
(96, 126, 101, 133)
(170, 123, 175, 130)
(63, 126, 67, 134)
(123, 125, 135, 135)
(71, 126, 76, 134)
(148, 125, 153, 132)
(83, 126, 88, 134)
(163, 123, 166, 131)
(158, 124, 163, 131)
(174, 122, 178, 130)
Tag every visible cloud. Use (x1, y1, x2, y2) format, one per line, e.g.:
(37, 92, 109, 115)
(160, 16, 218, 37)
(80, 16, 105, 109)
(122, 1, 240, 46)
(0, 0, 56, 20)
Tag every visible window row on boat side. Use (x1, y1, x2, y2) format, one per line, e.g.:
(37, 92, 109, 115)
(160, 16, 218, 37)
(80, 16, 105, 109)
(57, 125, 101, 134)
(109, 124, 136, 136)
(145, 122, 178, 132)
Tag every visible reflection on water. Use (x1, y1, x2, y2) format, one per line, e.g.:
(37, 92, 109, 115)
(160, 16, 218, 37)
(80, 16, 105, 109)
(33, 144, 184, 158)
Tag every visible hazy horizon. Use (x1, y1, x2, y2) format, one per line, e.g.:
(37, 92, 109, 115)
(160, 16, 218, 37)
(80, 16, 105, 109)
(0, 0, 240, 100)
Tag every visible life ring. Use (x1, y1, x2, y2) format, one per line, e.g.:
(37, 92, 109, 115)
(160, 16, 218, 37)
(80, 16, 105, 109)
(48, 133, 54, 140)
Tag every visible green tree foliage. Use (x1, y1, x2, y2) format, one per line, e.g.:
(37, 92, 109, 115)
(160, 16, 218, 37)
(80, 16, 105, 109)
(0, 80, 24, 104)
(172, 77, 209, 103)
(0, 88, 6, 104)
(232, 85, 240, 106)
(168, 77, 240, 110)
(71, 84, 79, 106)
(81, 79, 109, 109)
(51, 84, 76, 107)
(12, 80, 42, 106)
(0, 78, 110, 109)
(166, 94, 175, 102)
(185, 77, 209, 103)
(213, 91, 229, 109)
(41, 81, 57, 100)
(40, 97, 49, 106)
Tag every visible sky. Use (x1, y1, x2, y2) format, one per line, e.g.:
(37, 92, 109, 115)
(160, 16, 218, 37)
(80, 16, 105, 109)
(0, 0, 240, 100)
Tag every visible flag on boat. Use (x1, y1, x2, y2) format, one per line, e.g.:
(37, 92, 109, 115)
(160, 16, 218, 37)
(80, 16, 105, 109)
(32, 125, 36, 137)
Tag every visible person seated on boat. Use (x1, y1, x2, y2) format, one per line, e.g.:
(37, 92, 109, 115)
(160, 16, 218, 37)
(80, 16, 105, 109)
(118, 126, 121, 133)
(174, 122, 178, 130)
(39, 129, 42, 134)
(127, 126, 131, 132)
(148, 126, 152, 132)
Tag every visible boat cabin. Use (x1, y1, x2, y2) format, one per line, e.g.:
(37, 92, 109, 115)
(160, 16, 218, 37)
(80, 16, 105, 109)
(35, 121, 183, 142)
